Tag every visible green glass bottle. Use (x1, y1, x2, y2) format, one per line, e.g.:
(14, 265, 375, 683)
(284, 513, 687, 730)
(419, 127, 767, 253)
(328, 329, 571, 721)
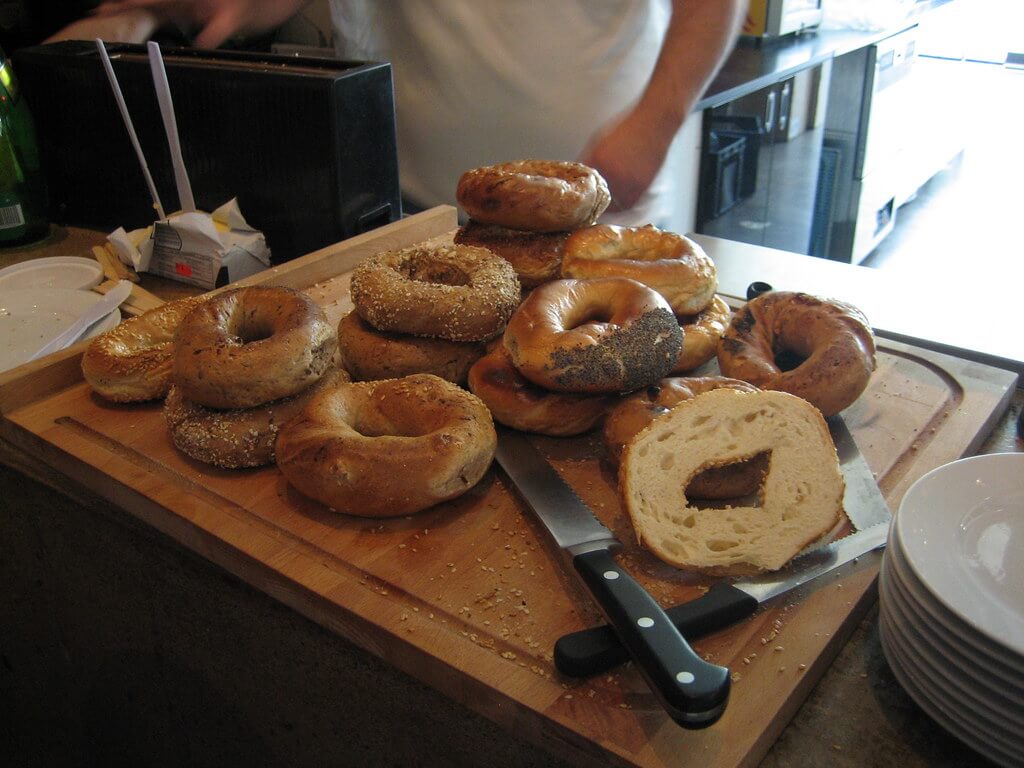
(0, 44, 48, 247)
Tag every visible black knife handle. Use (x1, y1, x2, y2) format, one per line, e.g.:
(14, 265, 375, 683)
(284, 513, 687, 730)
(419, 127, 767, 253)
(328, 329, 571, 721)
(555, 582, 759, 678)
(571, 548, 731, 728)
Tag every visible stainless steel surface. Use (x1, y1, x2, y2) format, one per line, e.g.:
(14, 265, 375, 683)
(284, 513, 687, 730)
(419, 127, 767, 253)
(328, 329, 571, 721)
(830, 415, 894, 531)
(738, 523, 888, 604)
(493, 428, 618, 556)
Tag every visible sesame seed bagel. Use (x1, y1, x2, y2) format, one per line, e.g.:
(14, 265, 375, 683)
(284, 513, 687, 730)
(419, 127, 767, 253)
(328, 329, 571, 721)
(561, 225, 717, 315)
(172, 285, 337, 410)
(164, 368, 348, 469)
(502, 277, 682, 394)
(82, 295, 206, 402)
(672, 295, 732, 374)
(456, 160, 610, 233)
(349, 244, 520, 342)
(275, 374, 497, 518)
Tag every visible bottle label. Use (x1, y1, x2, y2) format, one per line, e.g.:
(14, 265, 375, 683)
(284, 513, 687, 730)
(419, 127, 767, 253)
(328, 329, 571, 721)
(0, 202, 26, 230)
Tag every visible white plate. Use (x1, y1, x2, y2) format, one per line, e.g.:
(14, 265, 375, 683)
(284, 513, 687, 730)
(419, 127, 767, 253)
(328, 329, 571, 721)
(0, 257, 104, 292)
(896, 453, 1024, 660)
(886, 535, 1024, 678)
(880, 561, 1024, 726)
(0, 289, 120, 373)
(880, 619, 1022, 767)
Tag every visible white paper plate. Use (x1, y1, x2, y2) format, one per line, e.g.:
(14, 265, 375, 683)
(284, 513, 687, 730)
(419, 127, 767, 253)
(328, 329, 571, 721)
(0, 289, 120, 373)
(0, 257, 104, 291)
(895, 453, 1024, 660)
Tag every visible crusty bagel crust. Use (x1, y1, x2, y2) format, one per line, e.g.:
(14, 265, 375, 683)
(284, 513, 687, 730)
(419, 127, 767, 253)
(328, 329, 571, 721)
(454, 221, 567, 289)
(349, 244, 520, 342)
(602, 376, 765, 499)
(503, 277, 682, 394)
(82, 295, 206, 402)
(164, 369, 347, 469)
(717, 291, 876, 417)
(673, 295, 731, 373)
(456, 160, 610, 233)
(173, 286, 337, 410)
(275, 374, 496, 518)
(337, 311, 485, 385)
(467, 343, 614, 437)
(561, 225, 717, 315)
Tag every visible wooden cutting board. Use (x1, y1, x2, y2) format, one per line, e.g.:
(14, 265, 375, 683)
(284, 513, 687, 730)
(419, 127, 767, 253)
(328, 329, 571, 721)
(0, 207, 1017, 768)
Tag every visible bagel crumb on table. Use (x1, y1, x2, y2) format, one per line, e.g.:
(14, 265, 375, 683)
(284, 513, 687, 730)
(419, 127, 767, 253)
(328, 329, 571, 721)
(467, 343, 615, 437)
(164, 368, 348, 469)
(82, 295, 206, 402)
(349, 243, 520, 342)
(275, 373, 496, 518)
(173, 285, 337, 410)
(717, 290, 876, 417)
(456, 160, 610, 233)
(502, 277, 682, 394)
(337, 310, 486, 385)
(561, 224, 717, 315)
(621, 388, 847, 576)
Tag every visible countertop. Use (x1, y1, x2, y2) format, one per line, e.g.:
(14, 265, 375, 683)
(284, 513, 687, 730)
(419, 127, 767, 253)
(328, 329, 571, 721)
(1, 223, 1019, 767)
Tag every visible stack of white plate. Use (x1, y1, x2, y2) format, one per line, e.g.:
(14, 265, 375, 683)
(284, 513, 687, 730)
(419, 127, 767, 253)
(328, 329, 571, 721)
(879, 452, 1024, 768)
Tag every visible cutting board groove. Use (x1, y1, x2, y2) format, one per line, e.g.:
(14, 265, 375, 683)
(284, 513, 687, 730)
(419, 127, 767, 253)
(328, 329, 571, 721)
(0, 208, 1017, 768)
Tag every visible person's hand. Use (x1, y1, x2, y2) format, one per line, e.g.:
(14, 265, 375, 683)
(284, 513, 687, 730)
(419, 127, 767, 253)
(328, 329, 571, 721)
(579, 107, 675, 213)
(93, 0, 310, 48)
(46, 8, 160, 43)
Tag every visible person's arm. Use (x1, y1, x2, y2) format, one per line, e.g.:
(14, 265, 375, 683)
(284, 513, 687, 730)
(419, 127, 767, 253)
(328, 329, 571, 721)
(579, 0, 745, 213)
(93, 0, 311, 48)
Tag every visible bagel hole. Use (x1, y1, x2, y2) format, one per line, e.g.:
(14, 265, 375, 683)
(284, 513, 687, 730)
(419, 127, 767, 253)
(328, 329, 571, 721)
(232, 315, 276, 344)
(774, 348, 806, 371)
(685, 451, 771, 511)
(406, 262, 470, 287)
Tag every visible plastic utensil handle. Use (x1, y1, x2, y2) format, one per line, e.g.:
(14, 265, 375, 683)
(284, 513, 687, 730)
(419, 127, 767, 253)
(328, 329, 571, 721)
(555, 582, 759, 678)
(572, 548, 731, 728)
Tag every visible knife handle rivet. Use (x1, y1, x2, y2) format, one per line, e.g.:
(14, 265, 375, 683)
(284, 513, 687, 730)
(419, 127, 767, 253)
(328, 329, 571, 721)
(676, 671, 696, 684)
(602, 571, 620, 580)
(637, 617, 654, 628)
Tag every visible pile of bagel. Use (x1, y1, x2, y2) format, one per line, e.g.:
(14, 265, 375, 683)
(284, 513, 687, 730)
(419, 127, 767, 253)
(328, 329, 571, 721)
(78, 158, 879, 575)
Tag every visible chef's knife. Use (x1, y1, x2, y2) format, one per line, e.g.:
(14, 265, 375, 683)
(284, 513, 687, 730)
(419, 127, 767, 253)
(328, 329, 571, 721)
(493, 427, 731, 729)
(28, 280, 132, 362)
(553, 415, 892, 677)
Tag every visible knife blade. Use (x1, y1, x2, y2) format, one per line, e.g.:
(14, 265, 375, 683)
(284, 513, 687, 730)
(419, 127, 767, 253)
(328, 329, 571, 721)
(493, 427, 731, 729)
(28, 280, 132, 362)
(553, 415, 892, 678)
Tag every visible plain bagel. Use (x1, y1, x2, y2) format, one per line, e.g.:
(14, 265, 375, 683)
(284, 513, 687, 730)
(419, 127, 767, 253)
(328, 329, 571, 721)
(503, 277, 683, 394)
(173, 285, 337, 410)
(82, 295, 206, 402)
(275, 374, 497, 518)
(561, 224, 717, 315)
(717, 291, 876, 417)
(456, 160, 610, 233)
(453, 220, 567, 289)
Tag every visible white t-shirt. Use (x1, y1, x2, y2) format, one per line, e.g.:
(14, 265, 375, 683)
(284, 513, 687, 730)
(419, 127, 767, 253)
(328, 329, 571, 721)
(330, 0, 681, 228)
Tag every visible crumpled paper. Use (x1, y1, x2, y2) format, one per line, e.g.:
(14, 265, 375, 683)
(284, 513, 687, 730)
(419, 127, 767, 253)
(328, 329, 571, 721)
(108, 199, 271, 289)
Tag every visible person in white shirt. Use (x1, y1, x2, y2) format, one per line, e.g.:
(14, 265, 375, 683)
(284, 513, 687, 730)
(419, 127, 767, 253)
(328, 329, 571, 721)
(93, 0, 744, 227)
